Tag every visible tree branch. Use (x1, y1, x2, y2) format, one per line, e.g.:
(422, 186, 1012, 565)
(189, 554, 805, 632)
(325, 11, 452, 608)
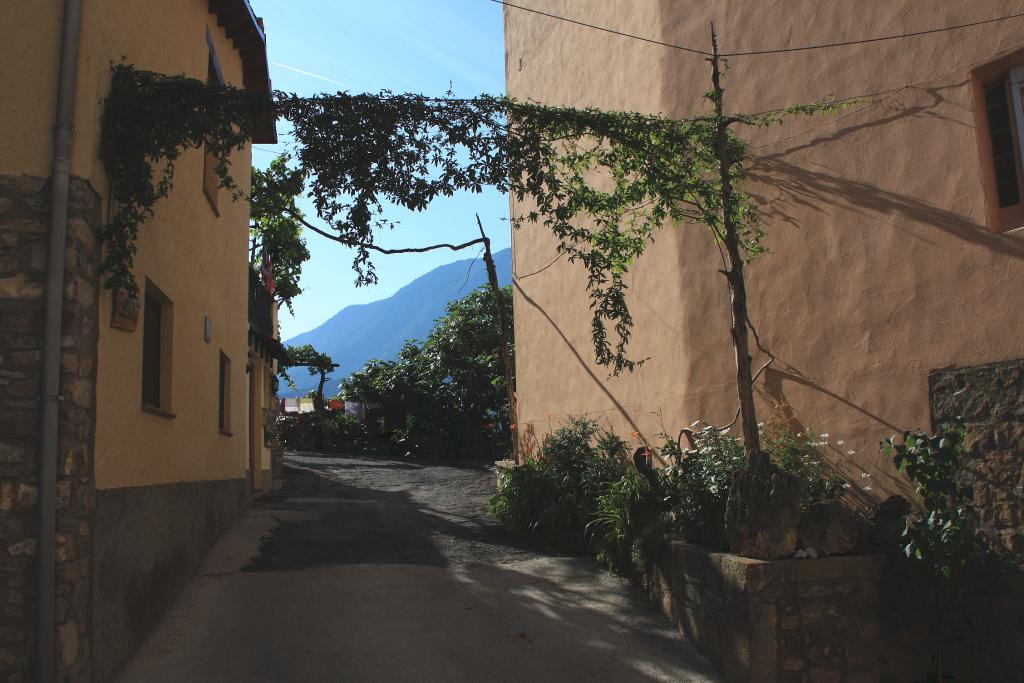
(289, 211, 486, 255)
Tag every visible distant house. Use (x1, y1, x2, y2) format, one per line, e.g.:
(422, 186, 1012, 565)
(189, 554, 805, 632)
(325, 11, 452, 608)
(505, 2, 1024, 512)
(0, 1, 277, 680)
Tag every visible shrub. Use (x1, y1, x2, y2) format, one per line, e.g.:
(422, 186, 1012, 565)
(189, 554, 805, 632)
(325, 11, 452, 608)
(664, 420, 847, 547)
(539, 417, 628, 517)
(489, 417, 628, 554)
(320, 411, 367, 452)
(761, 417, 846, 509)
(590, 470, 669, 576)
(663, 426, 746, 548)
(883, 420, 982, 578)
(276, 410, 367, 453)
(491, 415, 850, 574)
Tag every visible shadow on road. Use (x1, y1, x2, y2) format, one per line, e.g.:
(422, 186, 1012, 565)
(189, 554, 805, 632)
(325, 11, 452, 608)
(242, 455, 538, 571)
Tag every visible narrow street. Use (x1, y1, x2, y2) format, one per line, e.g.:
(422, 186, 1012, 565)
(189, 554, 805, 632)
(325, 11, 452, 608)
(116, 453, 719, 682)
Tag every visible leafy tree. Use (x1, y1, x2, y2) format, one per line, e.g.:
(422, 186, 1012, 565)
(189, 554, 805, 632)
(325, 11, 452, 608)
(341, 285, 513, 457)
(249, 155, 310, 311)
(281, 344, 336, 415)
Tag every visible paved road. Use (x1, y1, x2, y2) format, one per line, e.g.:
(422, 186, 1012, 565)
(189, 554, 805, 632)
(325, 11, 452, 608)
(117, 453, 719, 682)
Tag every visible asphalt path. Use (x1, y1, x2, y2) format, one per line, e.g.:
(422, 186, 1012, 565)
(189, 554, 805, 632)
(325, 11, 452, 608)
(117, 452, 719, 682)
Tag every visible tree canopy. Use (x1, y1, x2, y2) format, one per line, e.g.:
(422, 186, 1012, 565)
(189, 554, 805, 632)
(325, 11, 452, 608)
(341, 284, 513, 457)
(249, 155, 309, 311)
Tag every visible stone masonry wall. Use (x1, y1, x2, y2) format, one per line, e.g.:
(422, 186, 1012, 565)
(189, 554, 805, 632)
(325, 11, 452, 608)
(0, 175, 99, 683)
(648, 542, 930, 682)
(929, 359, 1024, 681)
(930, 358, 1024, 556)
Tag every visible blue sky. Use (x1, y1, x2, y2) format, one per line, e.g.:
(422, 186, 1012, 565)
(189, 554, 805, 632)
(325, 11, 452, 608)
(250, 0, 508, 339)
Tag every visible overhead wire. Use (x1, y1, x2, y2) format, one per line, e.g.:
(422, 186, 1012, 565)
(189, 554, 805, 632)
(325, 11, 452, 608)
(486, 0, 1024, 58)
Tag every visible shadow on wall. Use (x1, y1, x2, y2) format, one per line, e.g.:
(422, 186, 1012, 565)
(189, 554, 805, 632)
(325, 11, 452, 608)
(512, 280, 643, 436)
(747, 80, 1024, 260)
(514, 67, 1021, 459)
(758, 365, 908, 505)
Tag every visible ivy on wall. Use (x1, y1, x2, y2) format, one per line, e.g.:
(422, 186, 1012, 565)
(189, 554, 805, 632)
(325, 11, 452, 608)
(99, 65, 267, 294)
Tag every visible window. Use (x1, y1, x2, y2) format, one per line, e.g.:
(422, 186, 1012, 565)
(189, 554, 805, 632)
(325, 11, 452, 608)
(975, 56, 1024, 231)
(202, 29, 225, 213)
(218, 352, 232, 434)
(141, 280, 173, 415)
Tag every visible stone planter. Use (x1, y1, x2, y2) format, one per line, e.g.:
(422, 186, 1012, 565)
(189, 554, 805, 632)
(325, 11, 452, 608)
(493, 459, 517, 492)
(648, 541, 927, 682)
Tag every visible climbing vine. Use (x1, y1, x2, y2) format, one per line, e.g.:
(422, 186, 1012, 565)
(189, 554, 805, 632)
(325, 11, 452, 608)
(100, 62, 848, 379)
(99, 64, 268, 294)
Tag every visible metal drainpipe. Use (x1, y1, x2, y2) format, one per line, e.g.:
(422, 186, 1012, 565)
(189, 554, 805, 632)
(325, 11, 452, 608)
(38, 1, 83, 681)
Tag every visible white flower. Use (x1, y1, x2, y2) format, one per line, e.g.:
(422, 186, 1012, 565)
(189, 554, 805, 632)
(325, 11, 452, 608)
(836, 440, 845, 446)
(862, 485, 873, 492)
(861, 472, 871, 478)
(820, 433, 829, 439)
(847, 450, 856, 456)
(842, 482, 851, 490)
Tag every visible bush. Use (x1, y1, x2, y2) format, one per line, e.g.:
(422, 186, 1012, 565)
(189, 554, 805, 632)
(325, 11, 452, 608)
(762, 417, 845, 508)
(491, 415, 851, 575)
(276, 410, 367, 453)
(590, 470, 668, 576)
(883, 420, 982, 578)
(663, 426, 746, 548)
(664, 420, 847, 547)
(320, 411, 367, 451)
(489, 417, 628, 554)
(540, 417, 628, 515)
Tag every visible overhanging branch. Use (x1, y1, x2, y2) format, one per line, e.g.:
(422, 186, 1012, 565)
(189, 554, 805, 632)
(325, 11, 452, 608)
(289, 210, 486, 255)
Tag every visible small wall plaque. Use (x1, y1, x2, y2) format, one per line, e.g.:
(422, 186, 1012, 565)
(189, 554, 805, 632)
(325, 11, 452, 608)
(204, 316, 212, 342)
(110, 287, 138, 331)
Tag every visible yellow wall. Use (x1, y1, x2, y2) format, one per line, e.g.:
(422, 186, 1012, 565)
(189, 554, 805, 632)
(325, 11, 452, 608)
(0, 2, 260, 489)
(506, 1, 1024, 497)
(247, 352, 277, 493)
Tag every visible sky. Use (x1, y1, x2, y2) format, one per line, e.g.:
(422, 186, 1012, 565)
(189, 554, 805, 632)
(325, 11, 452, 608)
(250, 0, 509, 340)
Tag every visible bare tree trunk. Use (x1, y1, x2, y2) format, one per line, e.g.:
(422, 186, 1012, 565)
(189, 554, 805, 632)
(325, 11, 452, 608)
(315, 369, 327, 416)
(477, 215, 520, 463)
(709, 27, 762, 461)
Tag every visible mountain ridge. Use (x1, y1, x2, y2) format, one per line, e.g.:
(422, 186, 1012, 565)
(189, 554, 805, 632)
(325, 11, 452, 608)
(283, 247, 512, 396)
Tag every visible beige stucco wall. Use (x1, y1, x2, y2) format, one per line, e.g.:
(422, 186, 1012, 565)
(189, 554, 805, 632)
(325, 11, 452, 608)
(507, 1, 1024, 495)
(0, 1, 255, 489)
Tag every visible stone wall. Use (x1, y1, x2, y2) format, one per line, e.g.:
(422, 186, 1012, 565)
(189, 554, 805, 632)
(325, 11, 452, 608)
(0, 175, 99, 683)
(92, 478, 246, 682)
(649, 542, 929, 683)
(929, 359, 1024, 681)
(930, 358, 1024, 556)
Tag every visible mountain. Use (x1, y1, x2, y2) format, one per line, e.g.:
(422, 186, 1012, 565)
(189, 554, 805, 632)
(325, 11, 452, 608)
(282, 248, 512, 397)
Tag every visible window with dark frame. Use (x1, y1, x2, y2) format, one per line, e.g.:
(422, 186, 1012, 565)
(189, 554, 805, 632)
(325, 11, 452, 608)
(142, 292, 162, 408)
(984, 79, 1021, 208)
(218, 352, 231, 433)
(203, 31, 225, 212)
(978, 60, 1024, 230)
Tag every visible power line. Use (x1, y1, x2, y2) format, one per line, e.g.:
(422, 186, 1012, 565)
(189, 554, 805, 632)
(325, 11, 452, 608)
(487, 0, 710, 56)
(726, 10, 1024, 56)
(488, 0, 1024, 58)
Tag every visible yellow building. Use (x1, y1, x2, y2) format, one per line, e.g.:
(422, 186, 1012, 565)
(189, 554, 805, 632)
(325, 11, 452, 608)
(0, 1, 277, 680)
